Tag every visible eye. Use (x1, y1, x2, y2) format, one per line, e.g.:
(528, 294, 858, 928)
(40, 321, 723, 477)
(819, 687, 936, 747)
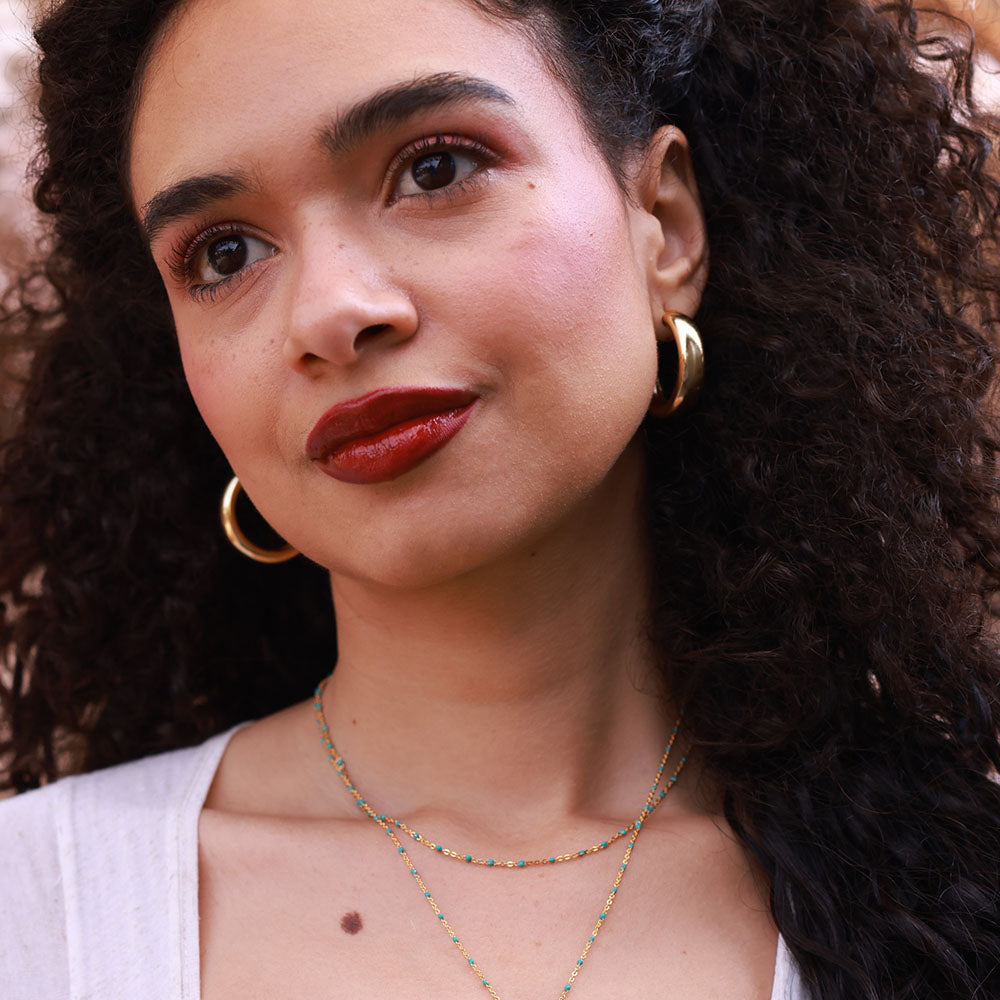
(395, 148, 481, 198)
(190, 232, 275, 284)
(386, 133, 498, 204)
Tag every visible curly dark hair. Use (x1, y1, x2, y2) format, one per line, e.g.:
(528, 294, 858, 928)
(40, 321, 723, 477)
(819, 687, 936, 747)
(2, 1, 999, 997)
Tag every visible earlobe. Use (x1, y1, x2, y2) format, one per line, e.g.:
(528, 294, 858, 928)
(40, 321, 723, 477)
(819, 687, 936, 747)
(632, 126, 709, 321)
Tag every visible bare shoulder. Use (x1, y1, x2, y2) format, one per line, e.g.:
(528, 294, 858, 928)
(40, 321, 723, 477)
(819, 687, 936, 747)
(203, 698, 345, 819)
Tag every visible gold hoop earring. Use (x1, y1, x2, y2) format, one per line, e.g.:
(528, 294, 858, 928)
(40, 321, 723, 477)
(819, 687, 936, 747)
(650, 310, 705, 416)
(220, 476, 299, 564)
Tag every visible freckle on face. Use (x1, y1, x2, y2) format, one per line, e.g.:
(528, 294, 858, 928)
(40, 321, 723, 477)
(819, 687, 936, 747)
(340, 910, 363, 934)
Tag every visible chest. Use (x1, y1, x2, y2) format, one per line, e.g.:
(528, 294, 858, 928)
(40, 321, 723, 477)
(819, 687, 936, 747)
(197, 813, 779, 1000)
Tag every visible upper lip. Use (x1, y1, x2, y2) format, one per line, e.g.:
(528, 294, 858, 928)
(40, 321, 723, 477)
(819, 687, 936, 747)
(305, 385, 479, 460)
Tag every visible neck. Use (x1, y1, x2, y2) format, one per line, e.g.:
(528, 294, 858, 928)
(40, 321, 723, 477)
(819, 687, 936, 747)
(316, 447, 677, 838)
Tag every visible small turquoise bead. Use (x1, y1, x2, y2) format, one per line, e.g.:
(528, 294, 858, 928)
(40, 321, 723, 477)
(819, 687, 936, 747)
(468, 958, 475, 965)
(438, 914, 445, 920)
(549, 857, 556, 863)
(464, 855, 473, 862)
(619, 828, 627, 835)
(435, 845, 443, 852)
(517, 860, 526, 867)
(453, 936, 460, 943)
(397, 847, 405, 854)
(424, 891, 431, 897)
(600, 841, 607, 848)
(487, 859, 495, 866)
(578, 850, 585, 856)
(577, 959, 584, 966)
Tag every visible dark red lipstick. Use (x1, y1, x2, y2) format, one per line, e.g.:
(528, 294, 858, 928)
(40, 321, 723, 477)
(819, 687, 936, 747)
(306, 386, 477, 484)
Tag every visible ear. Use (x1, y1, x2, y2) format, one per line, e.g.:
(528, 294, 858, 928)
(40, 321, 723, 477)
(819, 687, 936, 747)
(628, 126, 708, 323)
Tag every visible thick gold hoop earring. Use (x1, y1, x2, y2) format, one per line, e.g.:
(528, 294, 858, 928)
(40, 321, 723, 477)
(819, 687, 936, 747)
(220, 476, 299, 564)
(650, 310, 705, 416)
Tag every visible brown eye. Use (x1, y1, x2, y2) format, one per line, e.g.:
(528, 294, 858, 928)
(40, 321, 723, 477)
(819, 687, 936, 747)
(192, 232, 274, 284)
(207, 236, 247, 275)
(396, 148, 480, 198)
(412, 152, 457, 190)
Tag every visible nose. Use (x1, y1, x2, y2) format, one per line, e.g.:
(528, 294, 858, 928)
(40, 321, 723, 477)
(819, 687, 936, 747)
(281, 237, 418, 373)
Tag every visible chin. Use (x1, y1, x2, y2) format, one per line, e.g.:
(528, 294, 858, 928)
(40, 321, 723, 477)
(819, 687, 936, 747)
(306, 490, 567, 592)
(320, 521, 521, 591)
(295, 429, 648, 592)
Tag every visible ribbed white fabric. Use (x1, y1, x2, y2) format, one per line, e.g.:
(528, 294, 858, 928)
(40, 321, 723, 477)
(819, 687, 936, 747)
(0, 727, 808, 999)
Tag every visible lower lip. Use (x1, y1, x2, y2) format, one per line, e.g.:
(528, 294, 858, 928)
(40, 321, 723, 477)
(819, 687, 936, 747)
(313, 403, 476, 484)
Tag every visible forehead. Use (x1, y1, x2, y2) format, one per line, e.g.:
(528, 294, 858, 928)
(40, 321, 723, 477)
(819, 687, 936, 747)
(129, 0, 574, 207)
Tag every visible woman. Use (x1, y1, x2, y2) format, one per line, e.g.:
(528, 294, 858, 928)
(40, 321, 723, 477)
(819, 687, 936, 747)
(1, 0, 999, 998)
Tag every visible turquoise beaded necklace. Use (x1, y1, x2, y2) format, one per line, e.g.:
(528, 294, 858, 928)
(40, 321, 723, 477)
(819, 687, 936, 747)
(313, 674, 687, 1000)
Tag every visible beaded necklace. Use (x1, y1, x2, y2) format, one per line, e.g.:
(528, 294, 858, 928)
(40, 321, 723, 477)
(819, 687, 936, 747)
(313, 675, 686, 999)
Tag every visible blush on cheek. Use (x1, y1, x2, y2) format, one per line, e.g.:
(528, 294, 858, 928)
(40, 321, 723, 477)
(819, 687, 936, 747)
(487, 192, 648, 363)
(177, 339, 266, 466)
(445, 200, 655, 478)
(510, 170, 638, 303)
(178, 342, 227, 435)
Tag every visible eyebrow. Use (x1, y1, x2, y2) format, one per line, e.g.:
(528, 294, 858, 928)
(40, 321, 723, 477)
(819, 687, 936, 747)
(139, 73, 517, 244)
(140, 173, 252, 244)
(318, 72, 517, 158)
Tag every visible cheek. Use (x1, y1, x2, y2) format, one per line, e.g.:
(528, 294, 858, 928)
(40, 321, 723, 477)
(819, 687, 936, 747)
(450, 182, 657, 425)
(176, 331, 280, 474)
(399, 179, 658, 530)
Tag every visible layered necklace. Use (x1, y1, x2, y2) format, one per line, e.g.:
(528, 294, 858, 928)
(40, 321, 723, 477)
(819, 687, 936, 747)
(313, 674, 687, 999)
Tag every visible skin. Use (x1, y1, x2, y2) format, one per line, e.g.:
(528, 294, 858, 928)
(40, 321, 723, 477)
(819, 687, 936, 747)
(129, 0, 778, 997)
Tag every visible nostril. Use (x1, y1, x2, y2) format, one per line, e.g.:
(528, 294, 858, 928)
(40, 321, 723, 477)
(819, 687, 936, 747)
(354, 323, 391, 350)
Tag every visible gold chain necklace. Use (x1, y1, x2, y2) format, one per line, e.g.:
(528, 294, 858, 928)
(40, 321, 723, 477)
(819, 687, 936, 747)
(313, 675, 686, 999)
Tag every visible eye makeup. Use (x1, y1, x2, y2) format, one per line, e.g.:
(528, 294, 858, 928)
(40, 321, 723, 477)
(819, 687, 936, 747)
(162, 128, 504, 302)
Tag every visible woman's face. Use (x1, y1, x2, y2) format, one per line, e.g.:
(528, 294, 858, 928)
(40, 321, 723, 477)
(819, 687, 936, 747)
(129, 0, 701, 586)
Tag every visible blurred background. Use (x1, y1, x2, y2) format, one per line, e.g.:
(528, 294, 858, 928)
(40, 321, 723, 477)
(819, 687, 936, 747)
(0, 0, 997, 289)
(1, 0, 35, 283)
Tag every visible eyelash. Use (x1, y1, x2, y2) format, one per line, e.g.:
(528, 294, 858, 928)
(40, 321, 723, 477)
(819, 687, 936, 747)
(166, 132, 499, 302)
(166, 222, 257, 303)
(385, 131, 498, 204)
